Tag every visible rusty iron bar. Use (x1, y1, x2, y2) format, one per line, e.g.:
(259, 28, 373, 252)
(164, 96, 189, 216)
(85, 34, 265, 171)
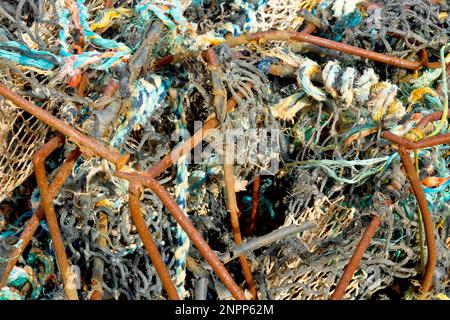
(32, 136, 79, 300)
(267, 64, 296, 78)
(205, 46, 257, 298)
(0, 147, 81, 288)
(93, 78, 120, 110)
(265, 22, 315, 78)
(382, 130, 441, 293)
(124, 174, 247, 300)
(248, 176, 261, 235)
(222, 31, 422, 70)
(78, 72, 89, 97)
(1, 79, 246, 300)
(145, 114, 220, 179)
(90, 211, 108, 300)
(417, 111, 450, 129)
(128, 183, 180, 300)
(146, 177, 247, 300)
(301, 22, 317, 35)
(420, 48, 444, 69)
(0, 82, 129, 170)
(382, 131, 450, 150)
(102, 78, 119, 97)
(330, 215, 382, 300)
(145, 88, 246, 179)
(153, 30, 422, 71)
(153, 20, 318, 72)
(223, 163, 258, 299)
(397, 147, 437, 293)
(204, 48, 227, 123)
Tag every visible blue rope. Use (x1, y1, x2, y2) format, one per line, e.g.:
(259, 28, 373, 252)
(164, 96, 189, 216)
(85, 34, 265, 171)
(233, 0, 268, 31)
(110, 75, 170, 148)
(77, 0, 131, 53)
(0, 2, 131, 74)
(135, 0, 188, 32)
(173, 91, 190, 298)
(0, 42, 61, 70)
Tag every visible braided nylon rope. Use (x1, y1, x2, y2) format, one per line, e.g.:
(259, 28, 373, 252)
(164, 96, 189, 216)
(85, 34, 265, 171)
(111, 76, 169, 148)
(173, 92, 191, 298)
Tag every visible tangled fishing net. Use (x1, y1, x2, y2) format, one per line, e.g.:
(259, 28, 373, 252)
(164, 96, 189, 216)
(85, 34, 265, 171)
(0, 0, 449, 301)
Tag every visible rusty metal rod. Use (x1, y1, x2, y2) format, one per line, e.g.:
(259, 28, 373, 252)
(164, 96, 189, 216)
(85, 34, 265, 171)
(204, 48, 227, 123)
(146, 87, 248, 179)
(0, 82, 129, 169)
(142, 176, 247, 300)
(32, 136, 79, 300)
(248, 176, 261, 235)
(330, 215, 381, 300)
(128, 184, 180, 300)
(420, 48, 444, 69)
(417, 111, 450, 129)
(145, 115, 220, 178)
(113, 85, 254, 298)
(398, 147, 437, 293)
(222, 31, 421, 70)
(0, 147, 80, 289)
(154, 20, 318, 74)
(93, 78, 119, 110)
(223, 163, 258, 299)
(153, 30, 422, 71)
(382, 131, 450, 149)
(77, 72, 89, 97)
(382, 130, 439, 293)
(205, 47, 257, 298)
(301, 22, 317, 35)
(267, 64, 296, 78)
(199, 48, 256, 298)
(90, 211, 108, 300)
(0, 83, 244, 299)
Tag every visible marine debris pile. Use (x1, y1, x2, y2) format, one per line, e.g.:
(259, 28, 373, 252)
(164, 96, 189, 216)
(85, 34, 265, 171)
(0, 0, 449, 300)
